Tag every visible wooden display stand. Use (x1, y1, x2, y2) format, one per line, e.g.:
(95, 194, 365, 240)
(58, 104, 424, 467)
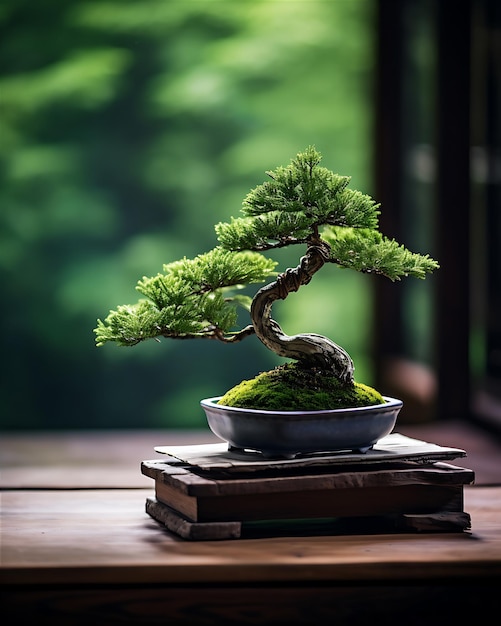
(142, 434, 474, 540)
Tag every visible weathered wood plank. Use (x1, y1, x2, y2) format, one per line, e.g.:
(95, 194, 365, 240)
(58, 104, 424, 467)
(141, 459, 474, 497)
(146, 498, 241, 540)
(398, 512, 472, 532)
(154, 480, 466, 524)
(140, 460, 190, 480)
(147, 495, 472, 539)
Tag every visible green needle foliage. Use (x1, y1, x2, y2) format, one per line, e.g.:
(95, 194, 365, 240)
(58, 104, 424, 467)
(323, 227, 439, 280)
(216, 147, 380, 251)
(95, 147, 439, 406)
(95, 248, 277, 347)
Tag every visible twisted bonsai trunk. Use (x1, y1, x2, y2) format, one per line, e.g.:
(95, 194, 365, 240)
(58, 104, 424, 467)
(250, 237, 355, 384)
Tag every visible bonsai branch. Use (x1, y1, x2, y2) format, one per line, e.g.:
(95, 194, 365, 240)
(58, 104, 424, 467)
(160, 324, 256, 343)
(213, 324, 256, 343)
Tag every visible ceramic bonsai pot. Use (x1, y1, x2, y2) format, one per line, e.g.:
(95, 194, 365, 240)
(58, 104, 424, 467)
(200, 396, 403, 458)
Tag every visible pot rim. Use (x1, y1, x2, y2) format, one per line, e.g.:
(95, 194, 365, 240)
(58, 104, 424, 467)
(200, 395, 403, 417)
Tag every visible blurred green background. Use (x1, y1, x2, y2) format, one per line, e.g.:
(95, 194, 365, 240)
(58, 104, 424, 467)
(0, 0, 377, 430)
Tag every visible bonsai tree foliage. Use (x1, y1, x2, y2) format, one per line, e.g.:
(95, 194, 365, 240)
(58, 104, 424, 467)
(95, 147, 439, 410)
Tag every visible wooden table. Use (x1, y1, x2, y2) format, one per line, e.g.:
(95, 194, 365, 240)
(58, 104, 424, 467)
(1, 430, 501, 625)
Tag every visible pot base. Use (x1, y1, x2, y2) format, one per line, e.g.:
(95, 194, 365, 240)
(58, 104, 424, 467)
(227, 443, 374, 459)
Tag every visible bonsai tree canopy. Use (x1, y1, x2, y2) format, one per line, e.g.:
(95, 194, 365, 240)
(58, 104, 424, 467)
(95, 147, 439, 410)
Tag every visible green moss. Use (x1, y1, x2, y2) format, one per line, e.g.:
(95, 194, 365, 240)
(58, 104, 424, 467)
(217, 362, 384, 410)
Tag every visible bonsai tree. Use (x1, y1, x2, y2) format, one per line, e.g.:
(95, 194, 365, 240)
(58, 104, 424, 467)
(95, 147, 439, 410)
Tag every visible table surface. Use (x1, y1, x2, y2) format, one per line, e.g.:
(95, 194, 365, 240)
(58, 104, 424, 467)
(2, 429, 501, 587)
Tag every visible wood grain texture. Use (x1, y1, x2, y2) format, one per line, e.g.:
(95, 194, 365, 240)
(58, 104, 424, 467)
(153, 482, 467, 523)
(2, 487, 501, 586)
(142, 459, 475, 496)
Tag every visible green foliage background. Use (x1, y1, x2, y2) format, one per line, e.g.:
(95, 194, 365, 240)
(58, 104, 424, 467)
(0, 0, 375, 430)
